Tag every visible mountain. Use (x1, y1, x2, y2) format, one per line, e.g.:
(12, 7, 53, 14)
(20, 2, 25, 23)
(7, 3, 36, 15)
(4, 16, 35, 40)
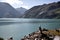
(16, 7, 27, 14)
(0, 2, 21, 18)
(22, 1, 60, 19)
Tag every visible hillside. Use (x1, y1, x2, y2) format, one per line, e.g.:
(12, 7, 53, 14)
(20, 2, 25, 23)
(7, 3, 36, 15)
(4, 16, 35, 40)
(0, 2, 21, 18)
(22, 1, 60, 19)
(16, 7, 27, 15)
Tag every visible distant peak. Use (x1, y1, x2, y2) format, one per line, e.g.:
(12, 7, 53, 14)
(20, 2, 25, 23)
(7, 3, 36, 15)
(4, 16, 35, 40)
(20, 7, 26, 9)
(20, 7, 23, 8)
(0, 2, 11, 6)
(0, 2, 8, 4)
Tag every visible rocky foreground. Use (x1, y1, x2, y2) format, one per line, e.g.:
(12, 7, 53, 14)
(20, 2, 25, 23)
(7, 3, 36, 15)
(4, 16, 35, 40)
(21, 27, 60, 40)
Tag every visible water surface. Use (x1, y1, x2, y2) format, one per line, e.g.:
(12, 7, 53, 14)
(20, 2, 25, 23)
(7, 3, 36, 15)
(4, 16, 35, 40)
(0, 18, 60, 40)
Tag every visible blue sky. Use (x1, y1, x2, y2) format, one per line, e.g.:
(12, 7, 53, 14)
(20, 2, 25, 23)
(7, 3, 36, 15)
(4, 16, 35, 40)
(0, 0, 60, 9)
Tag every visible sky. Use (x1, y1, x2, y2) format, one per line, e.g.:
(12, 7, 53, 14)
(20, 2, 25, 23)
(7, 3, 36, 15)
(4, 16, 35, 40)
(0, 0, 60, 9)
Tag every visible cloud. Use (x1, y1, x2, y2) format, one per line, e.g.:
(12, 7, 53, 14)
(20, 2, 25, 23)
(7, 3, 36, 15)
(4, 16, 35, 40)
(0, 0, 24, 7)
(1, 0, 23, 4)
(0, 0, 29, 9)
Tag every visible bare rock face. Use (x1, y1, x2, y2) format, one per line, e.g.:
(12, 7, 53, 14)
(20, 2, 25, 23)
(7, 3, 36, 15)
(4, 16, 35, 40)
(22, 1, 60, 19)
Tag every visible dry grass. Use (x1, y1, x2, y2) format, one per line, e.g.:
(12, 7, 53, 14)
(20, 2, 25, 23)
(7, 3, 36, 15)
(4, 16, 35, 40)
(48, 30, 60, 35)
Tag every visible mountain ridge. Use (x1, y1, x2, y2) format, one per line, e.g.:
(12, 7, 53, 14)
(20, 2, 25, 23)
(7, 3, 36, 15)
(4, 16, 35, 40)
(22, 1, 60, 19)
(16, 7, 27, 14)
(0, 2, 21, 18)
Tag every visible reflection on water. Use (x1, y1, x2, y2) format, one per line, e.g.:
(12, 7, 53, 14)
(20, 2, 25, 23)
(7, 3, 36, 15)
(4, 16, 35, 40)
(0, 18, 60, 40)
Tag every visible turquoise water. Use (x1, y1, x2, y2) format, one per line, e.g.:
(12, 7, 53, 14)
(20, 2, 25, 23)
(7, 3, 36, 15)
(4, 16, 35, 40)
(0, 18, 60, 40)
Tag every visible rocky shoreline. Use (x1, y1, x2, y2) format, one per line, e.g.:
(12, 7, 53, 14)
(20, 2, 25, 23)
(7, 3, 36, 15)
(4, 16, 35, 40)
(21, 27, 60, 40)
(0, 27, 60, 40)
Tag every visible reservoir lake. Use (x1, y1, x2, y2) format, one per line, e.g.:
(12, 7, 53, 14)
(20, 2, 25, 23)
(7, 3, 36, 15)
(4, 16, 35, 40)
(0, 18, 60, 40)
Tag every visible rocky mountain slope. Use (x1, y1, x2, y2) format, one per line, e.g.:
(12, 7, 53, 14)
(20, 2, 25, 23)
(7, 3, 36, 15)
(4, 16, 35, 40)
(16, 7, 27, 15)
(22, 1, 60, 19)
(0, 2, 21, 18)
